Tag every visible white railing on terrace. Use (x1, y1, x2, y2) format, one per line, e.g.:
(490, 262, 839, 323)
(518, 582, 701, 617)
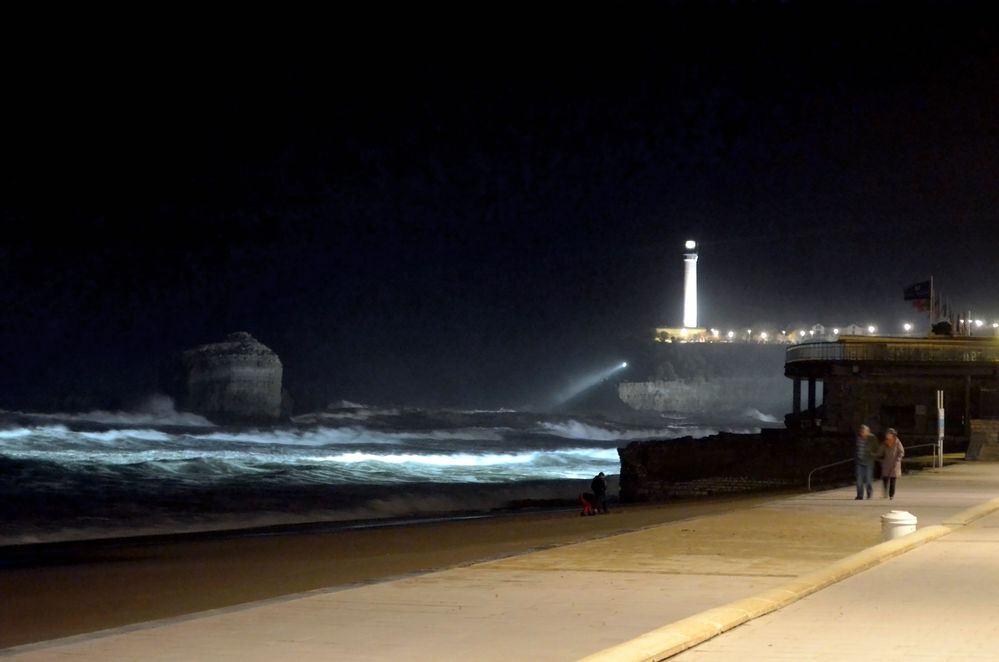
(787, 340, 999, 365)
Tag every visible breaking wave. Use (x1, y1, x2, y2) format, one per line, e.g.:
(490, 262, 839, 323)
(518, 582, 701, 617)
(537, 419, 716, 441)
(0, 404, 769, 544)
(743, 408, 780, 423)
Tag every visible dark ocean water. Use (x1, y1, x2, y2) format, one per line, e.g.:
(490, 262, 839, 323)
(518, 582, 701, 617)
(0, 399, 778, 544)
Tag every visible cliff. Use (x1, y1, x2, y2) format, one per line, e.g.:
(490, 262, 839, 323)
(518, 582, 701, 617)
(617, 343, 789, 414)
(180, 332, 283, 423)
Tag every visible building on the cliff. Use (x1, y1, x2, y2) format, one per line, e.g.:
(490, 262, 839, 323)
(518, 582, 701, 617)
(784, 334, 999, 448)
(178, 332, 284, 423)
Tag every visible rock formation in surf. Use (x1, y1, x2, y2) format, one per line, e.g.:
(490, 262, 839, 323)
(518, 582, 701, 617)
(179, 332, 283, 423)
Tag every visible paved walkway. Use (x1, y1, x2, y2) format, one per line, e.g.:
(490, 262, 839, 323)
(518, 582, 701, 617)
(6, 463, 999, 661)
(672, 506, 999, 661)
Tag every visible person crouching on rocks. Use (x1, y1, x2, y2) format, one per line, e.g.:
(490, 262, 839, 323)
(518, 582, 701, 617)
(880, 428, 905, 500)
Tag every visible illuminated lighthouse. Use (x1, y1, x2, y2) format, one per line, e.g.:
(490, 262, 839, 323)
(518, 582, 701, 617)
(683, 240, 698, 328)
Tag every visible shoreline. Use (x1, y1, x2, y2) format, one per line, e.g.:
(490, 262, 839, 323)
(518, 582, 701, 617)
(0, 490, 788, 649)
(0, 472, 809, 551)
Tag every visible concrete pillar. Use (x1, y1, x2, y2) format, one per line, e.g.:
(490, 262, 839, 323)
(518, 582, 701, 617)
(793, 378, 802, 419)
(808, 378, 817, 425)
(965, 375, 972, 437)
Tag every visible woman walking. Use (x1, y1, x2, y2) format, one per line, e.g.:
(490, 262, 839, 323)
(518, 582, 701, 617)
(881, 428, 905, 500)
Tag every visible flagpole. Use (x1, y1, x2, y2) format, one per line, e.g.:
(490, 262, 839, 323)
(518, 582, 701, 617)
(930, 275, 934, 327)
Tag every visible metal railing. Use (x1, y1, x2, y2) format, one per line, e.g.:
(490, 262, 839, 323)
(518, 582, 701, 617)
(787, 340, 999, 365)
(806, 457, 854, 491)
(806, 442, 944, 491)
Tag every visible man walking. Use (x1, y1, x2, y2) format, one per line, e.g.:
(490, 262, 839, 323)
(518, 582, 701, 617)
(855, 424, 879, 500)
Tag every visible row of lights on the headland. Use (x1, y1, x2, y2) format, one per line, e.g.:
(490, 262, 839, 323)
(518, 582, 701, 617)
(700, 320, 999, 343)
(705, 327, 878, 343)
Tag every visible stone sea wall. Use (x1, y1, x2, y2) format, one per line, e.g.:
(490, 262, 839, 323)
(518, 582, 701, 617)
(617, 430, 853, 501)
(967, 419, 999, 461)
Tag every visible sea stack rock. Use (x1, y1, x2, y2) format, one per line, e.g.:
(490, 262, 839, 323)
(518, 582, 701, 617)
(180, 332, 283, 423)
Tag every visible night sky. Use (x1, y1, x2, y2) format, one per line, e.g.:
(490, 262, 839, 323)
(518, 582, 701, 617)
(1, 3, 997, 410)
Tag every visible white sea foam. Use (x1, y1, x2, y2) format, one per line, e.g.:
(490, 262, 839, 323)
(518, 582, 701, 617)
(6, 395, 214, 427)
(743, 408, 779, 423)
(197, 426, 506, 447)
(310, 451, 537, 467)
(538, 419, 716, 441)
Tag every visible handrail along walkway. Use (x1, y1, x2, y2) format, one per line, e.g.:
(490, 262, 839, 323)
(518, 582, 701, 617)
(806, 443, 942, 491)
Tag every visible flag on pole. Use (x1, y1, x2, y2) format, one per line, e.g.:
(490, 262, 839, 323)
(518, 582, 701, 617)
(904, 280, 931, 311)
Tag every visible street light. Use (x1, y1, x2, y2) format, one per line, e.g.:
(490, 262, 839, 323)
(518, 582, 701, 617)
(833, 328, 840, 335)
(760, 331, 768, 340)
(975, 319, 984, 328)
(726, 330, 735, 339)
(903, 322, 913, 334)
(867, 325, 876, 334)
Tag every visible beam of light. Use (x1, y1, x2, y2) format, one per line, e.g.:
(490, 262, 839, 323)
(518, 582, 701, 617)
(552, 361, 630, 408)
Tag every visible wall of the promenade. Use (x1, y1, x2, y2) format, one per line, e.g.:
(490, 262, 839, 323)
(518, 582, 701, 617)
(617, 430, 853, 501)
(967, 419, 999, 461)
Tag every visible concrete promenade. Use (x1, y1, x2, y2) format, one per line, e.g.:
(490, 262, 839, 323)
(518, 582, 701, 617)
(671, 506, 999, 661)
(5, 463, 999, 661)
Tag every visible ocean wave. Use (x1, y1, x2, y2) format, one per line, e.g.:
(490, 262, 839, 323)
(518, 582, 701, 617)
(0, 404, 757, 544)
(308, 451, 538, 467)
(743, 408, 779, 423)
(537, 419, 716, 441)
(197, 425, 507, 447)
(6, 395, 214, 427)
(0, 425, 175, 451)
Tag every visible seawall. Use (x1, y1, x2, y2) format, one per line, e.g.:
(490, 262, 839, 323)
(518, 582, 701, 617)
(618, 429, 853, 501)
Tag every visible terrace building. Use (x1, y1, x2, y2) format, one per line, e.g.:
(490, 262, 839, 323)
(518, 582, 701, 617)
(784, 335, 999, 451)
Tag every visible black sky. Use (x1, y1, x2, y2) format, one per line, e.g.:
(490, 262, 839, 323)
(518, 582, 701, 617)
(1, 3, 997, 410)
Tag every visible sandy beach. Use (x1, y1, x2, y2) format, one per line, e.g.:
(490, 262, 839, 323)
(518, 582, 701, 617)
(0, 494, 783, 650)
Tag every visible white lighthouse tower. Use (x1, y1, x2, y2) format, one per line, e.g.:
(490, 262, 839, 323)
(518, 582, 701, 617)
(683, 240, 698, 328)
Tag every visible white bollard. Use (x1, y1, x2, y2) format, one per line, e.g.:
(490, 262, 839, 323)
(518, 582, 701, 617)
(881, 510, 917, 541)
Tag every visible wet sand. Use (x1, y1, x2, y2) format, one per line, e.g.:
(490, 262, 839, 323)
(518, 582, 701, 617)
(0, 494, 783, 649)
